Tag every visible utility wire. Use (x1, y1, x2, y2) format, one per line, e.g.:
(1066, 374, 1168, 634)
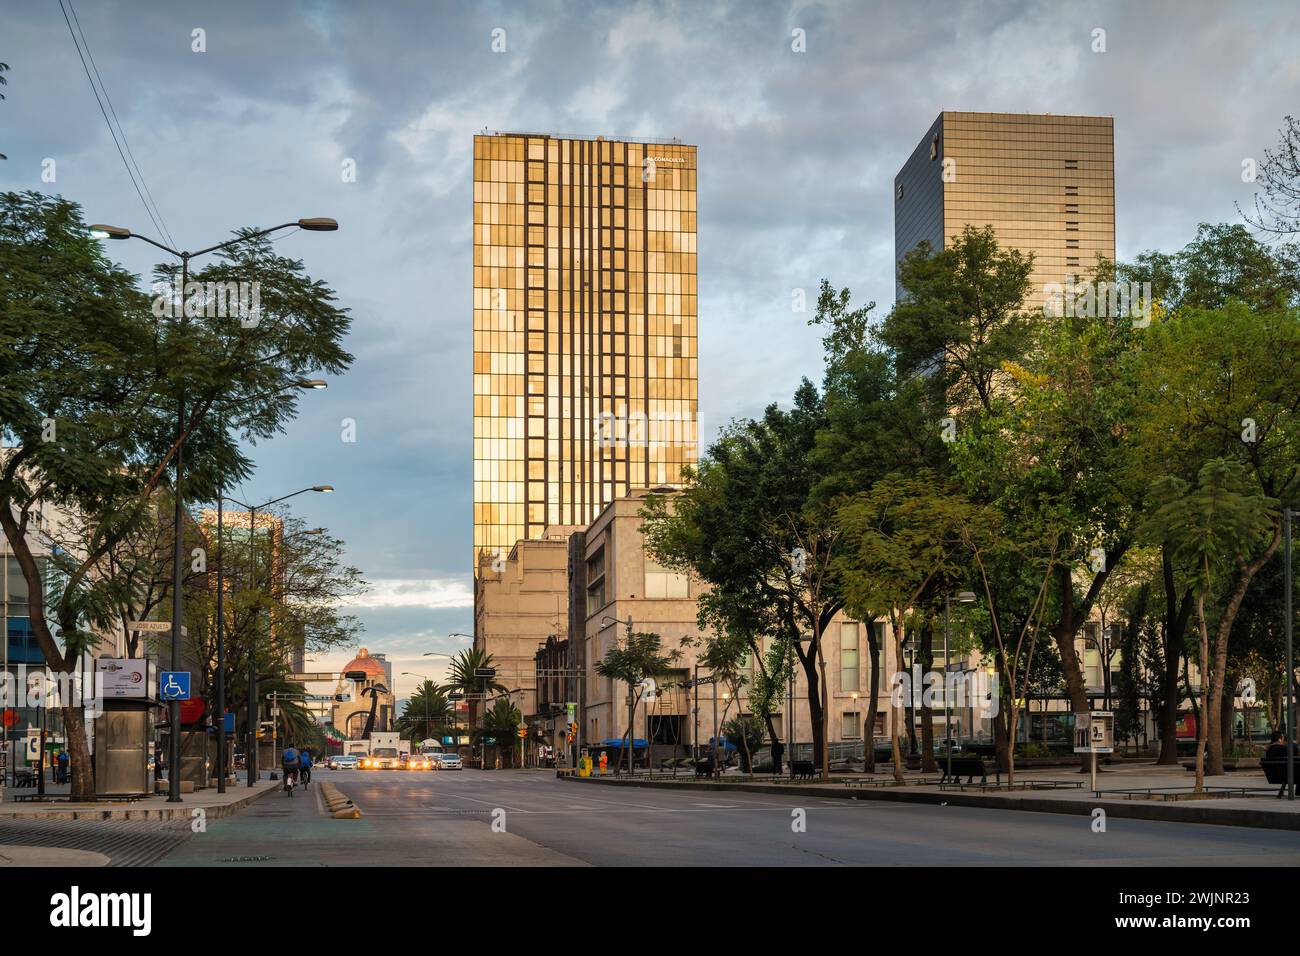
(59, 0, 176, 249)
(66, 0, 176, 249)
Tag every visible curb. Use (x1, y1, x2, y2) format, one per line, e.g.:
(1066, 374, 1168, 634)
(0, 783, 279, 823)
(562, 776, 1300, 831)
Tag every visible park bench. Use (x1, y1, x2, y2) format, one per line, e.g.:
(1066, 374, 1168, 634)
(939, 756, 993, 788)
(1262, 758, 1298, 798)
(790, 760, 816, 781)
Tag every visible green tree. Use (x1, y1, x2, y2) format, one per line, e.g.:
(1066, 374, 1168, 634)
(721, 714, 765, 773)
(880, 224, 1035, 416)
(1142, 460, 1278, 789)
(398, 680, 450, 744)
(642, 380, 844, 777)
(594, 625, 679, 773)
(0, 191, 353, 799)
(446, 647, 506, 760)
(835, 471, 982, 779)
(476, 698, 523, 768)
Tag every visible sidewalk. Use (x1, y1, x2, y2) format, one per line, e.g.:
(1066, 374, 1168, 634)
(0, 774, 280, 822)
(567, 761, 1300, 831)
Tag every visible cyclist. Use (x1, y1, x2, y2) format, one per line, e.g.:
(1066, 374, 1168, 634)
(281, 743, 301, 790)
(298, 748, 313, 787)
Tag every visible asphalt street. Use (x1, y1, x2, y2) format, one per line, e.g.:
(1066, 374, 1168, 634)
(147, 769, 1300, 867)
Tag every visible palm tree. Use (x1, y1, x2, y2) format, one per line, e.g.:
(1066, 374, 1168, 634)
(397, 680, 450, 743)
(446, 648, 506, 762)
(476, 698, 523, 768)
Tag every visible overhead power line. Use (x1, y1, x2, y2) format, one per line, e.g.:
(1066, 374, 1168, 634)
(59, 0, 176, 249)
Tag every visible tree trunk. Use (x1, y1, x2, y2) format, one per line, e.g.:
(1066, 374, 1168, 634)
(796, 634, 825, 776)
(1206, 530, 1281, 775)
(1220, 674, 1234, 762)
(918, 619, 938, 772)
(1048, 566, 1090, 773)
(0, 506, 96, 801)
(864, 623, 881, 773)
(763, 715, 782, 774)
(1158, 550, 1193, 764)
(1194, 594, 1209, 793)
(890, 621, 905, 783)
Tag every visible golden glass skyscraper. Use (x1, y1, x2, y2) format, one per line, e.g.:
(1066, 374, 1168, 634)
(895, 112, 1116, 305)
(472, 133, 698, 569)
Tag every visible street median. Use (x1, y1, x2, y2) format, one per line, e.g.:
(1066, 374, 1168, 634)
(562, 771, 1300, 832)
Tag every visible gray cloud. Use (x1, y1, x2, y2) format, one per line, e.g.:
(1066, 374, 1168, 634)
(3, 0, 1296, 657)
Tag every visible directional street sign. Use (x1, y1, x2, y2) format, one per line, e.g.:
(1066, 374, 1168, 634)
(159, 671, 191, 701)
(129, 620, 188, 635)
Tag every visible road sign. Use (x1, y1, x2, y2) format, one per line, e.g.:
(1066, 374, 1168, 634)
(474, 667, 496, 679)
(159, 671, 191, 701)
(25, 729, 39, 761)
(129, 620, 187, 635)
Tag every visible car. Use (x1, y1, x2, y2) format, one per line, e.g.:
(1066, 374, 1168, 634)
(435, 753, 463, 771)
(405, 754, 435, 771)
(329, 754, 360, 770)
(359, 747, 402, 770)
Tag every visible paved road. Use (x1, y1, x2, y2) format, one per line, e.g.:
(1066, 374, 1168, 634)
(150, 769, 1300, 866)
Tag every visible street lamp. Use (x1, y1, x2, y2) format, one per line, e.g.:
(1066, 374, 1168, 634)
(945, 591, 977, 783)
(90, 217, 337, 803)
(1285, 507, 1295, 800)
(402, 672, 439, 745)
(212, 382, 325, 794)
(223, 485, 334, 787)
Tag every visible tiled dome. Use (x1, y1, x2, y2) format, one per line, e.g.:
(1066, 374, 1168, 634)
(341, 647, 385, 679)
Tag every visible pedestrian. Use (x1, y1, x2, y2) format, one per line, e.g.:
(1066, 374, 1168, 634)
(1265, 730, 1298, 760)
(772, 740, 785, 776)
(598, 750, 608, 775)
(56, 748, 69, 784)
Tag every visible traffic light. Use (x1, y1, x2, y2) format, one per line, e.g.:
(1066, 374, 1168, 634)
(569, 721, 578, 735)
(517, 727, 527, 739)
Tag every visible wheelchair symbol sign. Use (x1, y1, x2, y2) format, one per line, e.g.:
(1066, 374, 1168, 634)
(160, 671, 191, 701)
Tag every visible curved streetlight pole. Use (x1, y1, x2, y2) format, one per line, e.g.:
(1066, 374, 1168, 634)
(213, 381, 326, 793)
(223, 485, 334, 786)
(90, 218, 337, 803)
(944, 591, 977, 783)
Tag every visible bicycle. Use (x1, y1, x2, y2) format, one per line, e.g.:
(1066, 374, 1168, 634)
(282, 767, 299, 797)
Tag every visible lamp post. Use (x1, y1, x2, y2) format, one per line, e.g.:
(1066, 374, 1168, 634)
(1285, 507, 1294, 800)
(223, 485, 334, 786)
(945, 591, 977, 782)
(401, 672, 437, 744)
(212, 383, 325, 794)
(425, 641, 468, 743)
(90, 218, 337, 803)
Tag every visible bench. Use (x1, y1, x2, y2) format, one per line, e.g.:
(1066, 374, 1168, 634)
(790, 760, 816, 781)
(694, 758, 718, 779)
(10, 768, 36, 788)
(939, 756, 993, 788)
(1262, 758, 1298, 798)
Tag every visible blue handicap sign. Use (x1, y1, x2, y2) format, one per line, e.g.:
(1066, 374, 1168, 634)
(159, 671, 190, 701)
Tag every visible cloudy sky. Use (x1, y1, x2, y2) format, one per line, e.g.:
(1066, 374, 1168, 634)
(3, 0, 1297, 701)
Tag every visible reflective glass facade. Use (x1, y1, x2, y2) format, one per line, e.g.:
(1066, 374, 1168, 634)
(472, 133, 698, 569)
(895, 112, 1116, 306)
